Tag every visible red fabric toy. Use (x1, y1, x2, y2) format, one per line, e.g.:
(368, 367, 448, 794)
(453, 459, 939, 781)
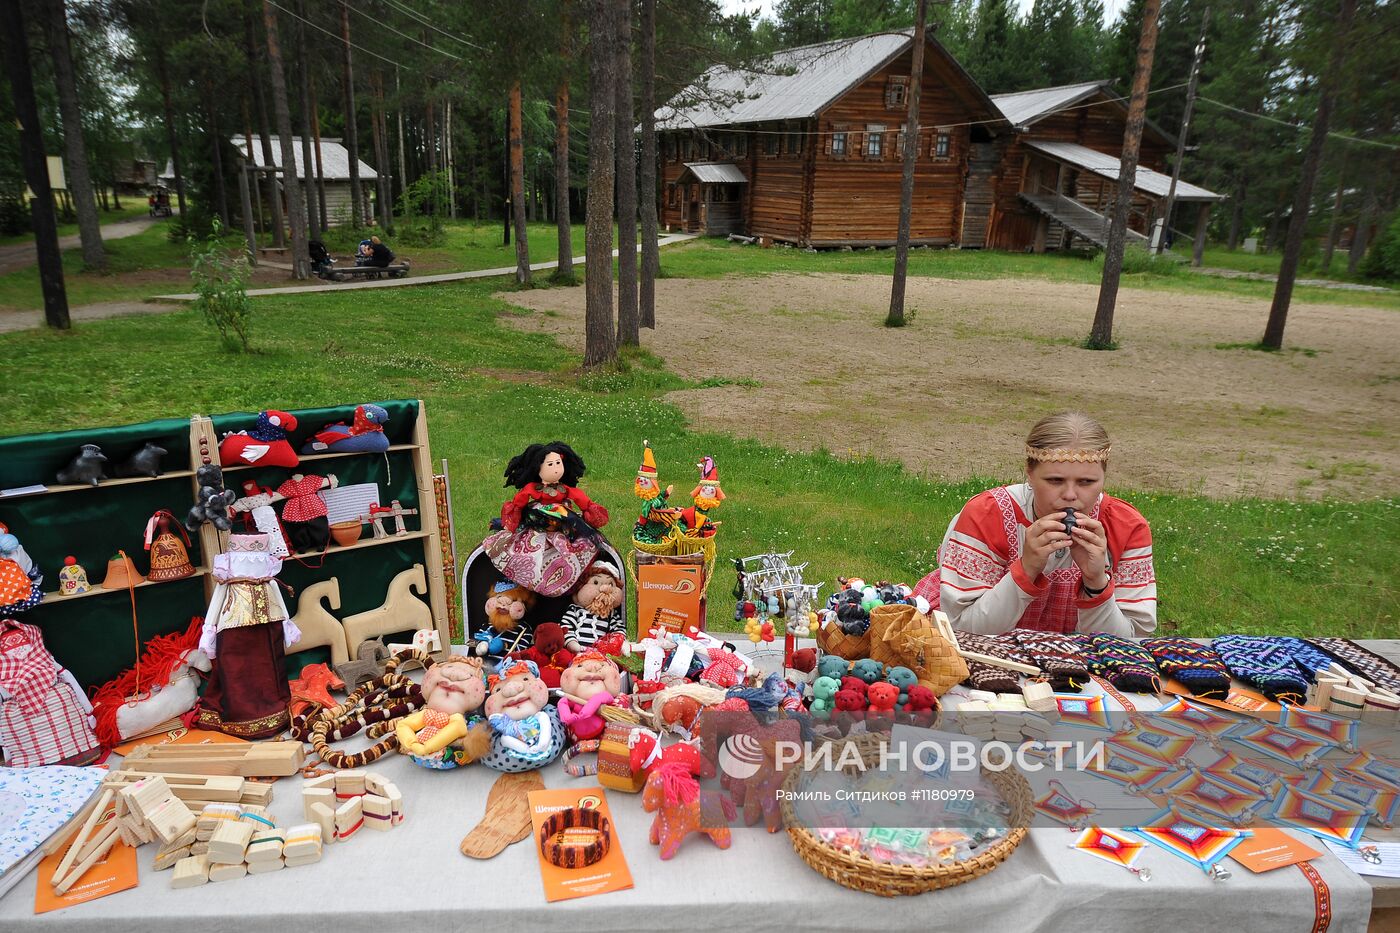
(901, 685, 938, 726)
(219, 410, 299, 468)
(509, 622, 573, 688)
(839, 676, 868, 699)
(789, 648, 818, 674)
(834, 689, 866, 712)
(867, 682, 899, 712)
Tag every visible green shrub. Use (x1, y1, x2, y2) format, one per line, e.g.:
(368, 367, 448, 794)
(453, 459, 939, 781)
(0, 198, 29, 237)
(1096, 244, 1182, 277)
(1362, 212, 1400, 281)
(189, 220, 253, 352)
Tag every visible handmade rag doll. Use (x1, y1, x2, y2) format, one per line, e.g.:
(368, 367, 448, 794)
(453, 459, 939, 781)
(0, 522, 43, 615)
(483, 442, 609, 597)
(674, 456, 724, 538)
(632, 441, 677, 545)
(560, 561, 626, 653)
(231, 481, 291, 557)
(395, 655, 493, 769)
(474, 580, 537, 657)
(557, 651, 628, 743)
(301, 404, 390, 454)
(219, 410, 300, 468)
(0, 619, 100, 767)
(481, 658, 564, 772)
(194, 534, 300, 737)
(276, 473, 338, 553)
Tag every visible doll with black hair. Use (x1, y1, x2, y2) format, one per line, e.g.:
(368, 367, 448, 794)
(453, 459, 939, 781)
(484, 442, 611, 598)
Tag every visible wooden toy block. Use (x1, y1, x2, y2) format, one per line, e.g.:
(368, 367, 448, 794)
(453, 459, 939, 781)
(147, 798, 197, 844)
(247, 858, 285, 874)
(190, 841, 210, 856)
(335, 770, 367, 798)
(207, 862, 247, 883)
(1330, 685, 1367, 719)
(153, 844, 191, 871)
(120, 774, 174, 820)
(53, 821, 120, 895)
(245, 829, 285, 863)
(361, 794, 393, 831)
(303, 773, 336, 791)
(121, 741, 305, 778)
(284, 853, 322, 868)
(364, 771, 391, 796)
(334, 797, 363, 841)
(281, 824, 323, 861)
(1022, 681, 1056, 712)
(171, 854, 210, 889)
(964, 690, 997, 704)
(207, 820, 254, 864)
(240, 782, 274, 806)
(303, 787, 335, 820)
(381, 783, 404, 825)
(310, 802, 336, 843)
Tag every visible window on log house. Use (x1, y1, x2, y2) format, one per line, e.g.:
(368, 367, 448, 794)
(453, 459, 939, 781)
(735, 131, 748, 158)
(828, 124, 848, 159)
(785, 124, 801, 157)
(763, 129, 778, 157)
(865, 124, 886, 160)
(933, 129, 951, 161)
(885, 76, 908, 109)
(896, 123, 908, 158)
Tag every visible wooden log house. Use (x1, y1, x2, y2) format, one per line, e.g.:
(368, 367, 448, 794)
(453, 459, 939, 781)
(655, 33, 1223, 255)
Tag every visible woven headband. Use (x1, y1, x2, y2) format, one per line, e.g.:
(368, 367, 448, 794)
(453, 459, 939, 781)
(1026, 445, 1111, 463)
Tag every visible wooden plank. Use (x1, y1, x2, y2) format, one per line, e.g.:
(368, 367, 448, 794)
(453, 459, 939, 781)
(120, 741, 304, 777)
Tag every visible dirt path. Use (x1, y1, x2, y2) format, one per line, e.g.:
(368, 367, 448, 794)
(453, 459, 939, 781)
(0, 300, 173, 333)
(0, 218, 158, 275)
(503, 272, 1400, 500)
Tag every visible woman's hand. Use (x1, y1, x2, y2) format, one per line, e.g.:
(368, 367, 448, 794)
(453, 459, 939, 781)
(1069, 516, 1110, 590)
(1020, 515, 1072, 579)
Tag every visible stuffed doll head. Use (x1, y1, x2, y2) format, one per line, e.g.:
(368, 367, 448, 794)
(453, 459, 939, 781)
(422, 656, 488, 717)
(690, 456, 725, 511)
(484, 580, 536, 634)
(485, 658, 550, 721)
(571, 561, 623, 617)
(559, 650, 622, 702)
(503, 442, 587, 490)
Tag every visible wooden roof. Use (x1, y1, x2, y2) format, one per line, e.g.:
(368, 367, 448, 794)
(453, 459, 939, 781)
(1025, 140, 1223, 201)
(678, 162, 748, 184)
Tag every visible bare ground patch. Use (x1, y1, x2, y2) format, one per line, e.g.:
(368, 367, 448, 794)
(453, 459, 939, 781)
(501, 273, 1400, 499)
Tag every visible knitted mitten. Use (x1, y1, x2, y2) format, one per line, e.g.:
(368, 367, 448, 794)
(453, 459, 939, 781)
(1079, 633, 1161, 694)
(1211, 635, 1309, 704)
(1277, 637, 1340, 681)
(1012, 630, 1089, 692)
(1308, 637, 1400, 692)
(955, 632, 1030, 694)
(1142, 636, 1231, 698)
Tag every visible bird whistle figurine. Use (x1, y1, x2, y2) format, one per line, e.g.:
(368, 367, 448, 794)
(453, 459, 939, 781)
(55, 444, 108, 487)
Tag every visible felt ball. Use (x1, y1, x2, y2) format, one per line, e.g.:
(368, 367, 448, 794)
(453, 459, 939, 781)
(64, 555, 77, 566)
(861, 586, 876, 599)
(861, 596, 881, 611)
(749, 634, 761, 644)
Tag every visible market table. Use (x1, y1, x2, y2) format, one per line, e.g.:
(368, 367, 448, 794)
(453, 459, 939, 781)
(3, 641, 1397, 933)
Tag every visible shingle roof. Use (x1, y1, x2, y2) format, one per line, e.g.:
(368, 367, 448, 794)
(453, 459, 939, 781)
(1024, 139, 1224, 201)
(231, 135, 378, 180)
(991, 81, 1109, 128)
(678, 162, 748, 184)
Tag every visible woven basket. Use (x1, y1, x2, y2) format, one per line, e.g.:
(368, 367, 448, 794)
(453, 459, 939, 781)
(781, 735, 1031, 896)
(817, 622, 872, 661)
(865, 604, 969, 696)
(867, 604, 913, 668)
(628, 529, 717, 598)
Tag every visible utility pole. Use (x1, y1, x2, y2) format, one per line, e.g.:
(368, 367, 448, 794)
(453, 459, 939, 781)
(887, 0, 929, 327)
(1156, 7, 1209, 256)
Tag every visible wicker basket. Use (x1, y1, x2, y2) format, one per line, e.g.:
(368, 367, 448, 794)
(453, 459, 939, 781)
(866, 604, 969, 696)
(627, 529, 718, 597)
(817, 622, 872, 661)
(780, 735, 1031, 897)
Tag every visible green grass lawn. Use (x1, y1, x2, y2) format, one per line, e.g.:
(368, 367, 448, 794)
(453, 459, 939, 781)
(0, 205, 153, 247)
(1197, 244, 1384, 284)
(2, 277, 1393, 637)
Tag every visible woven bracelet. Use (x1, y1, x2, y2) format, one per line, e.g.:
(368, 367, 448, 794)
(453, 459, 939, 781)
(539, 807, 611, 869)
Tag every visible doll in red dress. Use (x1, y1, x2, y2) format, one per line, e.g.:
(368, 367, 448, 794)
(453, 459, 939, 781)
(484, 442, 610, 597)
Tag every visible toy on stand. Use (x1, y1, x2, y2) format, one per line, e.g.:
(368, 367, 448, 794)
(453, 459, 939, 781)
(90, 617, 211, 746)
(626, 444, 721, 605)
(0, 521, 43, 614)
(508, 622, 572, 687)
(276, 473, 338, 554)
(297, 650, 431, 769)
(631, 441, 675, 545)
(185, 464, 236, 533)
(219, 410, 299, 468)
(55, 444, 107, 487)
(483, 442, 609, 598)
(481, 658, 565, 772)
(300, 403, 390, 454)
(642, 759, 736, 860)
(57, 556, 90, 595)
(342, 563, 432, 661)
(675, 455, 724, 539)
(194, 533, 299, 738)
(733, 551, 823, 671)
(230, 480, 291, 557)
(114, 441, 169, 478)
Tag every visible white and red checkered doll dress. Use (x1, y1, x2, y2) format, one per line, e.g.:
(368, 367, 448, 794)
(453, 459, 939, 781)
(0, 619, 100, 767)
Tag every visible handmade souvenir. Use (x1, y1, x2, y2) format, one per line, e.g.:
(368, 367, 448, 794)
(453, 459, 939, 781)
(674, 455, 724, 539)
(1211, 636, 1312, 704)
(1071, 827, 1151, 881)
(336, 638, 391, 687)
(483, 442, 609, 597)
(632, 441, 676, 545)
(642, 759, 736, 860)
(301, 403, 390, 454)
(299, 650, 427, 769)
(1306, 769, 1400, 828)
(194, 534, 298, 738)
(100, 550, 145, 589)
(284, 578, 348, 666)
(509, 622, 571, 687)
(143, 510, 196, 581)
(368, 500, 418, 538)
(557, 651, 626, 743)
(1160, 767, 1269, 826)
(185, 463, 236, 533)
(482, 659, 565, 772)
(0, 523, 42, 614)
(276, 473, 338, 553)
(219, 410, 300, 468)
(1129, 807, 1250, 879)
(561, 561, 625, 653)
(1035, 781, 1098, 828)
(460, 770, 546, 859)
(955, 632, 1033, 694)
(0, 619, 100, 766)
(341, 563, 432, 661)
(55, 444, 107, 486)
(231, 481, 291, 557)
(1012, 630, 1089, 691)
(114, 441, 168, 478)
(57, 557, 90, 596)
(1308, 637, 1400, 692)
(90, 617, 210, 746)
(1142, 637, 1231, 699)
(287, 663, 345, 716)
(475, 580, 537, 656)
(1080, 633, 1161, 694)
(395, 655, 492, 769)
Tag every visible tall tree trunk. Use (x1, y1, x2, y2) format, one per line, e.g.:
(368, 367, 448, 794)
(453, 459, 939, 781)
(206, 90, 231, 227)
(1227, 176, 1246, 250)
(585, 0, 618, 367)
(396, 67, 407, 207)
(153, 43, 187, 220)
(887, 0, 927, 328)
(615, 0, 638, 346)
(1320, 152, 1347, 274)
(3, 0, 69, 328)
(296, 0, 319, 241)
(262, 0, 309, 279)
(509, 80, 530, 285)
(310, 72, 329, 232)
(371, 71, 393, 232)
(1088, 0, 1161, 349)
(553, 77, 574, 281)
(40, 0, 104, 269)
(1262, 0, 1355, 350)
(245, 4, 282, 245)
(340, 1, 363, 227)
(1348, 184, 1376, 276)
(639, 0, 658, 327)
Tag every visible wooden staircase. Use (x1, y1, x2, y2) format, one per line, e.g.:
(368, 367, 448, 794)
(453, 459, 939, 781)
(1019, 192, 1148, 249)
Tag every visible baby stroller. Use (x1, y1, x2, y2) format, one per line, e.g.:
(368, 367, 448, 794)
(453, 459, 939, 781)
(308, 240, 333, 277)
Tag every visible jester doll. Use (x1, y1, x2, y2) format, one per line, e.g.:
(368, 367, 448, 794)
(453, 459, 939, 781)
(632, 440, 676, 545)
(675, 456, 724, 539)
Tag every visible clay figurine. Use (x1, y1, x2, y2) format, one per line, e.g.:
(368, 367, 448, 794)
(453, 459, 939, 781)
(55, 444, 107, 487)
(114, 441, 168, 478)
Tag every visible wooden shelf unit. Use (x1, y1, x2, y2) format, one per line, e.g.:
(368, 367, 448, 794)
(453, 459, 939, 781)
(2, 470, 197, 500)
(218, 443, 421, 475)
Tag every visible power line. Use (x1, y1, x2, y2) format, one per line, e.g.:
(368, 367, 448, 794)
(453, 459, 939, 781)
(341, 0, 466, 61)
(378, 0, 484, 51)
(1198, 96, 1400, 151)
(265, 0, 403, 67)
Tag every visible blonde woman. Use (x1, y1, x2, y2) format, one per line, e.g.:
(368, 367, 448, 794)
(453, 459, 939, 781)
(915, 412, 1156, 636)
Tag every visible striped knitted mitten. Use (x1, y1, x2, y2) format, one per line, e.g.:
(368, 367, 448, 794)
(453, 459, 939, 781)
(1276, 637, 1340, 681)
(956, 633, 1033, 694)
(1308, 637, 1400, 692)
(1142, 636, 1231, 698)
(1079, 633, 1161, 694)
(1211, 635, 1310, 704)
(1012, 630, 1089, 692)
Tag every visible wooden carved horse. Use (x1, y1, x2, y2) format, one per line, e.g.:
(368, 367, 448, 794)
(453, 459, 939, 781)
(286, 578, 348, 666)
(641, 761, 736, 859)
(342, 564, 432, 661)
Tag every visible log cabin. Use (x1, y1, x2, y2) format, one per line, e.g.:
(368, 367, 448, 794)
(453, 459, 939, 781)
(654, 32, 1223, 256)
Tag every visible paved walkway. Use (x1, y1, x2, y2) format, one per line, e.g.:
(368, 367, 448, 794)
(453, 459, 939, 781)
(0, 217, 159, 275)
(152, 234, 699, 302)
(1193, 265, 1392, 293)
(0, 300, 170, 334)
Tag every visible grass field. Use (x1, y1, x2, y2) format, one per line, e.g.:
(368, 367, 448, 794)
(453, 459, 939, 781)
(2, 275, 1393, 637)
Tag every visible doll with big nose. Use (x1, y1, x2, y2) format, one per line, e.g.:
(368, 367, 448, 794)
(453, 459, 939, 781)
(481, 658, 565, 772)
